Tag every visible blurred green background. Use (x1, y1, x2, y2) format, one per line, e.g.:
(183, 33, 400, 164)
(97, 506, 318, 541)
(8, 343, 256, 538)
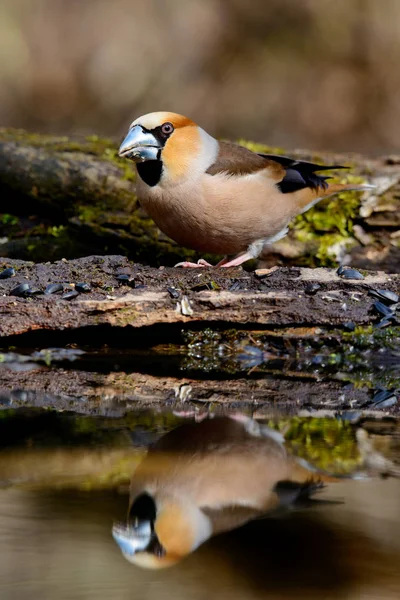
(0, 0, 399, 153)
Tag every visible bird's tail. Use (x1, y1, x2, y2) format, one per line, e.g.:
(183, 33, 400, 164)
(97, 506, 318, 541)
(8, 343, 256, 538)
(323, 181, 375, 196)
(296, 180, 374, 214)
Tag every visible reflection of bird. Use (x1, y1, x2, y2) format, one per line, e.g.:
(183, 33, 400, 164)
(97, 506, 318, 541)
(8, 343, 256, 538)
(119, 112, 371, 268)
(112, 416, 335, 569)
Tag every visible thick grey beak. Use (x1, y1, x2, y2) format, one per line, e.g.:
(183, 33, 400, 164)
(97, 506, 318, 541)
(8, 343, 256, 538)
(112, 520, 152, 557)
(118, 126, 161, 162)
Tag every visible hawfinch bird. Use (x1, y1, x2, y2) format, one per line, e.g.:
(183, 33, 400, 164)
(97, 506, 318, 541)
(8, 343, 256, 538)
(119, 112, 371, 268)
(112, 415, 333, 569)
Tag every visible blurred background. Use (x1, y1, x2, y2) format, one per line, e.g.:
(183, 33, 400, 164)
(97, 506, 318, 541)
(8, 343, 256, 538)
(0, 0, 400, 154)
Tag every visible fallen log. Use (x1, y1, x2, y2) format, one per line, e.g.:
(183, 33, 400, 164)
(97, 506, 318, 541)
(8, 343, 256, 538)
(0, 256, 399, 337)
(1, 128, 400, 270)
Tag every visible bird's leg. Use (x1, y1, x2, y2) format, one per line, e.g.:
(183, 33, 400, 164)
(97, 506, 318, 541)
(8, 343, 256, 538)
(220, 251, 254, 268)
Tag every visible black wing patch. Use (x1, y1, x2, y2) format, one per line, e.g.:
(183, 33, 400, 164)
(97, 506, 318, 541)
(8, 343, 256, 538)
(259, 154, 348, 194)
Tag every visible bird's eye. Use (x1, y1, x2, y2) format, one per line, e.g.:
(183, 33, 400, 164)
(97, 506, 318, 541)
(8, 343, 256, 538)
(161, 122, 174, 135)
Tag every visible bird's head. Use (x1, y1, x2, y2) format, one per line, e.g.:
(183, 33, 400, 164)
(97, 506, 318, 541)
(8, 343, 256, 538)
(112, 492, 212, 569)
(118, 111, 218, 186)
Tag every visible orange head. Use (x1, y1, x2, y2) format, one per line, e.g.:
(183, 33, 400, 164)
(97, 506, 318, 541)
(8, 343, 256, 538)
(112, 492, 212, 569)
(118, 111, 218, 186)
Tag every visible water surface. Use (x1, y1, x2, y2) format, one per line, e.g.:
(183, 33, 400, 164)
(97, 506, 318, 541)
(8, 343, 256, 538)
(1, 410, 399, 600)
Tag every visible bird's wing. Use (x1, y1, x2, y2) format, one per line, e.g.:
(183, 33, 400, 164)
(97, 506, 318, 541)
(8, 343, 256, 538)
(201, 504, 268, 535)
(206, 141, 284, 179)
(258, 153, 348, 193)
(206, 141, 347, 193)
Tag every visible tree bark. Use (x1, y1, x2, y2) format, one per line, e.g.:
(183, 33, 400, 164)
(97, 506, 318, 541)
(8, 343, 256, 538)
(1, 128, 400, 270)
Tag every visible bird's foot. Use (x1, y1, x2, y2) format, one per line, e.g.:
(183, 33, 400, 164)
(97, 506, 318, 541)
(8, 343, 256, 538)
(174, 258, 213, 268)
(174, 257, 227, 268)
(174, 252, 254, 268)
(173, 410, 210, 422)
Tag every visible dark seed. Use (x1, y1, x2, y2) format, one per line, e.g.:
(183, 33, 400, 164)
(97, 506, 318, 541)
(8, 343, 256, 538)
(75, 282, 91, 293)
(305, 283, 321, 295)
(0, 267, 15, 279)
(25, 288, 43, 297)
(372, 396, 397, 409)
(10, 283, 31, 297)
(134, 284, 146, 289)
(369, 390, 397, 409)
(373, 316, 395, 329)
(343, 321, 356, 331)
(44, 283, 64, 295)
(167, 287, 180, 299)
(372, 389, 395, 404)
(368, 289, 399, 305)
(340, 268, 364, 280)
(229, 280, 241, 292)
(373, 301, 394, 317)
(337, 265, 345, 275)
(116, 274, 135, 288)
(62, 290, 79, 300)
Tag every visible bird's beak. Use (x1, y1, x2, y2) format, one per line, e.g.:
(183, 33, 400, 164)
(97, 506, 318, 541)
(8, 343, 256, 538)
(118, 126, 161, 162)
(112, 520, 152, 557)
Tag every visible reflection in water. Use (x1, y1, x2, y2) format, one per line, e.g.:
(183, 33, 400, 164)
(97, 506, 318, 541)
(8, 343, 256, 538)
(0, 413, 400, 599)
(113, 416, 340, 568)
(1, 483, 400, 600)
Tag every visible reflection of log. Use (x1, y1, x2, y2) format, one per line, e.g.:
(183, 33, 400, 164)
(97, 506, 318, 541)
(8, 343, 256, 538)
(1, 128, 400, 269)
(0, 256, 399, 338)
(0, 368, 374, 416)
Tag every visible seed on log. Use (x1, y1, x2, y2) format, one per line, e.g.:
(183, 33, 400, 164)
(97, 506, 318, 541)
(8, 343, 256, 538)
(116, 274, 135, 288)
(305, 283, 321, 295)
(370, 389, 398, 409)
(368, 289, 399, 305)
(340, 268, 364, 280)
(44, 283, 64, 295)
(0, 267, 15, 279)
(62, 290, 79, 300)
(25, 288, 43, 297)
(373, 301, 394, 317)
(229, 280, 241, 291)
(10, 283, 31, 297)
(75, 282, 91, 293)
(180, 296, 193, 316)
(167, 287, 180, 299)
(336, 265, 345, 275)
(343, 321, 356, 331)
(373, 316, 395, 329)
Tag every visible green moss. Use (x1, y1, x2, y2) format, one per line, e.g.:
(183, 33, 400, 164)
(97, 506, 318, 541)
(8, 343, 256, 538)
(0, 213, 19, 226)
(291, 174, 367, 266)
(274, 417, 362, 475)
(100, 147, 136, 182)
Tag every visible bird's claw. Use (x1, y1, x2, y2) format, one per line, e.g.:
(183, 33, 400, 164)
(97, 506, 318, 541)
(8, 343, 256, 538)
(174, 259, 213, 268)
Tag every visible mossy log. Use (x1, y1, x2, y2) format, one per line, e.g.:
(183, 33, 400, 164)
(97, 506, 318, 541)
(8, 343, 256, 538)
(1, 128, 400, 270)
(0, 256, 399, 338)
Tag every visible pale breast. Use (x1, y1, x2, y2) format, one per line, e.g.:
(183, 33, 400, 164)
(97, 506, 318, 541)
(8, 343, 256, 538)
(136, 170, 297, 255)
